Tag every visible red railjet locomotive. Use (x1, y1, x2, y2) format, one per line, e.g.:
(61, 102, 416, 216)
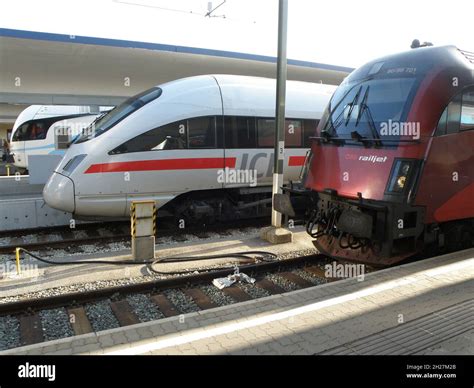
(280, 45, 474, 265)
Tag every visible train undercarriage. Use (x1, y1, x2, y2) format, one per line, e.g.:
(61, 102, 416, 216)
(158, 186, 307, 228)
(277, 189, 473, 266)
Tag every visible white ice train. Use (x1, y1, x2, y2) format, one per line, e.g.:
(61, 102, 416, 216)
(9, 105, 110, 171)
(43, 75, 336, 223)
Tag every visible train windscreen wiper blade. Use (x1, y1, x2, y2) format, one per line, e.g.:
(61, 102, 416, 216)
(345, 86, 362, 126)
(355, 86, 382, 146)
(320, 112, 346, 145)
(72, 111, 109, 144)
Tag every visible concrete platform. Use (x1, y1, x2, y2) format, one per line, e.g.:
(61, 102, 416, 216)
(0, 195, 77, 231)
(0, 175, 42, 196)
(3, 248, 473, 355)
(0, 226, 316, 298)
(0, 176, 80, 231)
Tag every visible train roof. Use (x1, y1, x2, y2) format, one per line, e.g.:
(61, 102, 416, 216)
(155, 74, 336, 119)
(11, 105, 110, 133)
(347, 45, 474, 83)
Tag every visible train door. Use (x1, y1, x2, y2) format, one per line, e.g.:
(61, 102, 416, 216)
(222, 116, 261, 188)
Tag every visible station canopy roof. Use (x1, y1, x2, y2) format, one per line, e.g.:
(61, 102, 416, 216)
(0, 28, 353, 124)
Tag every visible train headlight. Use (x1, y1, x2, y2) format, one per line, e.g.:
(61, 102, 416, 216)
(396, 175, 406, 189)
(387, 159, 414, 193)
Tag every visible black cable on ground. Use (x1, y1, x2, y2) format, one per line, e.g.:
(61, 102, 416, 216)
(16, 248, 278, 276)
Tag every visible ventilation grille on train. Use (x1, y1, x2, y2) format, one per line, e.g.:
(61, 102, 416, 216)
(458, 49, 474, 64)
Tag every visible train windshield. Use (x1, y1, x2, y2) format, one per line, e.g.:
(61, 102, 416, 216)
(321, 74, 418, 145)
(75, 87, 162, 143)
(11, 115, 89, 142)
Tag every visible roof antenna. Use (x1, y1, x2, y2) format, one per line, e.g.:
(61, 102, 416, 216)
(411, 39, 434, 49)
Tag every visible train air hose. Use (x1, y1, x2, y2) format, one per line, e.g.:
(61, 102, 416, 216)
(306, 208, 369, 250)
(14, 248, 278, 276)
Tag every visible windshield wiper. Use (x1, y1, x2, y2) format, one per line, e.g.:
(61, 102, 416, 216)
(345, 86, 362, 126)
(89, 111, 108, 128)
(319, 105, 347, 142)
(355, 86, 382, 147)
(71, 111, 109, 145)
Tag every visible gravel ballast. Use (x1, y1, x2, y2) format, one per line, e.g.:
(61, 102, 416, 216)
(85, 300, 120, 332)
(164, 289, 200, 314)
(0, 315, 20, 350)
(126, 294, 164, 322)
(200, 285, 235, 306)
(40, 308, 74, 341)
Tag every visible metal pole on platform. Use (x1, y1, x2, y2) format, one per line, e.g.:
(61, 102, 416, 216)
(271, 0, 288, 228)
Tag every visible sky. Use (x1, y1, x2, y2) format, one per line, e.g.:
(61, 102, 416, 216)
(0, 0, 473, 68)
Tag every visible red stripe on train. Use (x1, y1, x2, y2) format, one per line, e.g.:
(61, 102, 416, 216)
(288, 156, 306, 166)
(84, 157, 237, 174)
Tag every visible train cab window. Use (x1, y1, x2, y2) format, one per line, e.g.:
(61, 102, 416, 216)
(28, 122, 48, 140)
(460, 89, 474, 131)
(188, 116, 216, 148)
(224, 116, 256, 148)
(12, 120, 52, 141)
(109, 119, 187, 154)
(11, 122, 30, 141)
(303, 119, 319, 147)
(76, 87, 162, 143)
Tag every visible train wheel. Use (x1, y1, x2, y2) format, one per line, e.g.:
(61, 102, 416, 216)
(443, 222, 473, 252)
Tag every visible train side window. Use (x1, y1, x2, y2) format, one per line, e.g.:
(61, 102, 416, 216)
(257, 119, 274, 148)
(303, 119, 319, 147)
(257, 118, 304, 148)
(188, 116, 216, 148)
(446, 93, 462, 135)
(224, 116, 256, 148)
(285, 120, 303, 147)
(435, 108, 447, 136)
(460, 89, 474, 131)
(109, 120, 187, 154)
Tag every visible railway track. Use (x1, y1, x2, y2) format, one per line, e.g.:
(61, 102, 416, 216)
(0, 254, 352, 352)
(0, 218, 272, 255)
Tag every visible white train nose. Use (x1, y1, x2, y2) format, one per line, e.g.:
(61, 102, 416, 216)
(43, 172, 75, 213)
